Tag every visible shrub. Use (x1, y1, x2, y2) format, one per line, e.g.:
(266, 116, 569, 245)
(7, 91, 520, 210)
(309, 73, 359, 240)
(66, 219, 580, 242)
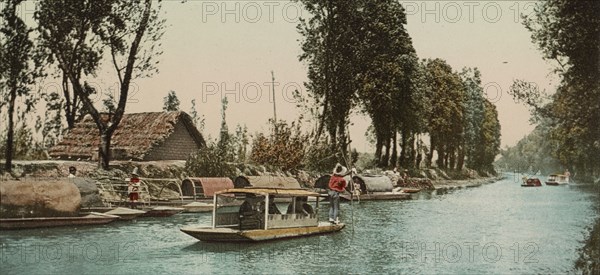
(185, 143, 236, 178)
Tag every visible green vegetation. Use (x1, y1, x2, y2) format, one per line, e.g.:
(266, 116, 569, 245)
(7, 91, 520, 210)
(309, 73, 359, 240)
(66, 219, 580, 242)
(297, 0, 501, 174)
(506, 0, 600, 180)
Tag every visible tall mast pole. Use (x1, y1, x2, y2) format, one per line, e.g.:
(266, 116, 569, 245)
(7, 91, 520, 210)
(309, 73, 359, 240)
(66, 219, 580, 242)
(271, 70, 277, 122)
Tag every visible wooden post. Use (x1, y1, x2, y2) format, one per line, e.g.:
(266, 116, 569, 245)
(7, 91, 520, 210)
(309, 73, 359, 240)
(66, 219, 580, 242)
(212, 194, 217, 229)
(264, 194, 269, 230)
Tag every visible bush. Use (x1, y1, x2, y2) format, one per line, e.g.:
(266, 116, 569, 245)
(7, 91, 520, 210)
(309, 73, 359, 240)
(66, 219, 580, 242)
(249, 120, 308, 171)
(185, 143, 236, 178)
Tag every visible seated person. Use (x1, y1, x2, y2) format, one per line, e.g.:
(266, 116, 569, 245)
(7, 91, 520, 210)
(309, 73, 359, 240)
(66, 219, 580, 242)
(286, 197, 314, 215)
(239, 194, 262, 229)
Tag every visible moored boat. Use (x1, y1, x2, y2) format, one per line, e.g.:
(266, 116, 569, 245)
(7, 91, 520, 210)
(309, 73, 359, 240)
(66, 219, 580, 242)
(141, 206, 185, 217)
(546, 174, 569, 186)
(182, 202, 213, 213)
(0, 212, 119, 230)
(180, 188, 344, 242)
(105, 207, 147, 220)
(521, 177, 542, 187)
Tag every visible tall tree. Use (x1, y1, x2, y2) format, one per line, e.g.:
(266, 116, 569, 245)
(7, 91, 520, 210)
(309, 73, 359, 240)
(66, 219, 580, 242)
(0, 0, 39, 172)
(460, 67, 486, 170)
(422, 59, 465, 169)
(163, 90, 180, 112)
(36, 0, 165, 169)
(353, 0, 418, 168)
(297, 0, 361, 157)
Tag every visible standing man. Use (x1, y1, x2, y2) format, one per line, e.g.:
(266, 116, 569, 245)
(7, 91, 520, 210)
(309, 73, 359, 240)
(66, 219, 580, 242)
(564, 169, 571, 183)
(128, 167, 141, 208)
(328, 163, 350, 224)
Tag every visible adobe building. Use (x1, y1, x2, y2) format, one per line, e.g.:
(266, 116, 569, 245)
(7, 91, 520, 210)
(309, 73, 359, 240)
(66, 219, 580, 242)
(49, 111, 205, 161)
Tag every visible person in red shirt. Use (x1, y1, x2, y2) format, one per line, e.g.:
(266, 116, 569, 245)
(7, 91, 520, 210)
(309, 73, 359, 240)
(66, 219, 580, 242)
(128, 168, 141, 209)
(328, 163, 351, 224)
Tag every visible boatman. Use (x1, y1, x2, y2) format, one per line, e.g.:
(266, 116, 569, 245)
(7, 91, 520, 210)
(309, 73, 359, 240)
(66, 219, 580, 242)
(128, 167, 141, 209)
(328, 163, 352, 224)
(564, 169, 571, 183)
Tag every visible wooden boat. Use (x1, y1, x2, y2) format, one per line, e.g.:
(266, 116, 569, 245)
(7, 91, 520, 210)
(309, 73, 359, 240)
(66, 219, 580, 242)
(104, 207, 147, 220)
(340, 192, 411, 201)
(180, 188, 344, 242)
(546, 174, 569, 186)
(182, 202, 213, 213)
(140, 206, 185, 217)
(521, 177, 542, 187)
(0, 212, 119, 230)
(401, 188, 421, 193)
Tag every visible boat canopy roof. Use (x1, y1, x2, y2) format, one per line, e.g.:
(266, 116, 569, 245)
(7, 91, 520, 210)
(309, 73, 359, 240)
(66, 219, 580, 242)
(233, 176, 301, 189)
(215, 188, 319, 197)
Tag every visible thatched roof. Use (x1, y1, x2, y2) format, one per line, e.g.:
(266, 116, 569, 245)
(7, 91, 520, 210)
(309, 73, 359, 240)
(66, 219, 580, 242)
(234, 176, 301, 189)
(49, 111, 205, 160)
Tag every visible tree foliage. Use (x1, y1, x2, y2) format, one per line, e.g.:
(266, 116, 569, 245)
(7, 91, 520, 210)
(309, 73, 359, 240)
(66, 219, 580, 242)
(0, 0, 40, 171)
(185, 143, 236, 178)
(250, 120, 309, 171)
(35, 0, 165, 169)
(163, 90, 180, 112)
(516, 0, 600, 178)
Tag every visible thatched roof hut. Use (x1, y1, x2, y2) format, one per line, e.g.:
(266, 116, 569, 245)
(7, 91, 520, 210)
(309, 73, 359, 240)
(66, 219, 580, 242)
(234, 176, 301, 189)
(181, 177, 234, 199)
(49, 111, 205, 161)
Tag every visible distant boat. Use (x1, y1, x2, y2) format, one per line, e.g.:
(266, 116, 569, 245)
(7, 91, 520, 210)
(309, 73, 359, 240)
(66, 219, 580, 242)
(0, 212, 119, 230)
(546, 174, 569, 186)
(180, 188, 344, 242)
(521, 177, 542, 187)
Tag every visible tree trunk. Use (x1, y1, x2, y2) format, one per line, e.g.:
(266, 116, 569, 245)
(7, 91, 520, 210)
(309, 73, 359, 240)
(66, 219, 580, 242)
(382, 135, 391, 168)
(427, 136, 435, 168)
(4, 87, 17, 172)
(375, 136, 383, 166)
(390, 132, 398, 168)
(99, 131, 111, 170)
(457, 145, 465, 171)
(437, 144, 445, 168)
(408, 133, 416, 168)
(400, 130, 407, 168)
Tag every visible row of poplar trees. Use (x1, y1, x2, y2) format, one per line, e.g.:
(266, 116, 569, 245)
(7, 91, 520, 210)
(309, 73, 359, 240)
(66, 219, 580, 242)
(297, 0, 501, 172)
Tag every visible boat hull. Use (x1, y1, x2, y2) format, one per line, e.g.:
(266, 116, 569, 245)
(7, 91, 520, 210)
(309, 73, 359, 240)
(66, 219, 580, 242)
(140, 207, 184, 217)
(0, 213, 119, 230)
(181, 222, 345, 242)
(340, 193, 411, 201)
(521, 184, 541, 187)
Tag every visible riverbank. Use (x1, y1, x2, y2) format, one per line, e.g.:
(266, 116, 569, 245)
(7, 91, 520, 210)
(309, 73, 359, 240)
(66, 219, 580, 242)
(432, 176, 504, 190)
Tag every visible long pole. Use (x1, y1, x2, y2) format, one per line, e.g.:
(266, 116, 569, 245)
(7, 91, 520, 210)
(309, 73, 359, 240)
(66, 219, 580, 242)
(271, 71, 277, 122)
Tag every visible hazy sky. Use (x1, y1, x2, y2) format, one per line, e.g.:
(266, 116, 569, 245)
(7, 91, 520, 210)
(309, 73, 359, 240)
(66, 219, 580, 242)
(27, 0, 559, 151)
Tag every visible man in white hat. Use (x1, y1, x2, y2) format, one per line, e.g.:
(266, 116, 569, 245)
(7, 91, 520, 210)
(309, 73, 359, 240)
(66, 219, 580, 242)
(328, 163, 351, 224)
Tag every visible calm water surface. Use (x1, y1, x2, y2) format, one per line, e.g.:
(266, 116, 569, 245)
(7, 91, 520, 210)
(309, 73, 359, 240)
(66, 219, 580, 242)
(2, 173, 598, 274)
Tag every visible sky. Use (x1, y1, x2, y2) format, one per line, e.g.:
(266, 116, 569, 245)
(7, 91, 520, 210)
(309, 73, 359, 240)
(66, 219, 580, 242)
(19, 0, 559, 152)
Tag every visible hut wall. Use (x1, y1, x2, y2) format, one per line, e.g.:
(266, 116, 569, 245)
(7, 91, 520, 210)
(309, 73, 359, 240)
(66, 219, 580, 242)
(144, 121, 201, 160)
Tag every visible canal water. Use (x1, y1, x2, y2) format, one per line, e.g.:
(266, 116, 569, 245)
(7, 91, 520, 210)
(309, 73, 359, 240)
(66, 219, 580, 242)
(1, 173, 598, 274)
